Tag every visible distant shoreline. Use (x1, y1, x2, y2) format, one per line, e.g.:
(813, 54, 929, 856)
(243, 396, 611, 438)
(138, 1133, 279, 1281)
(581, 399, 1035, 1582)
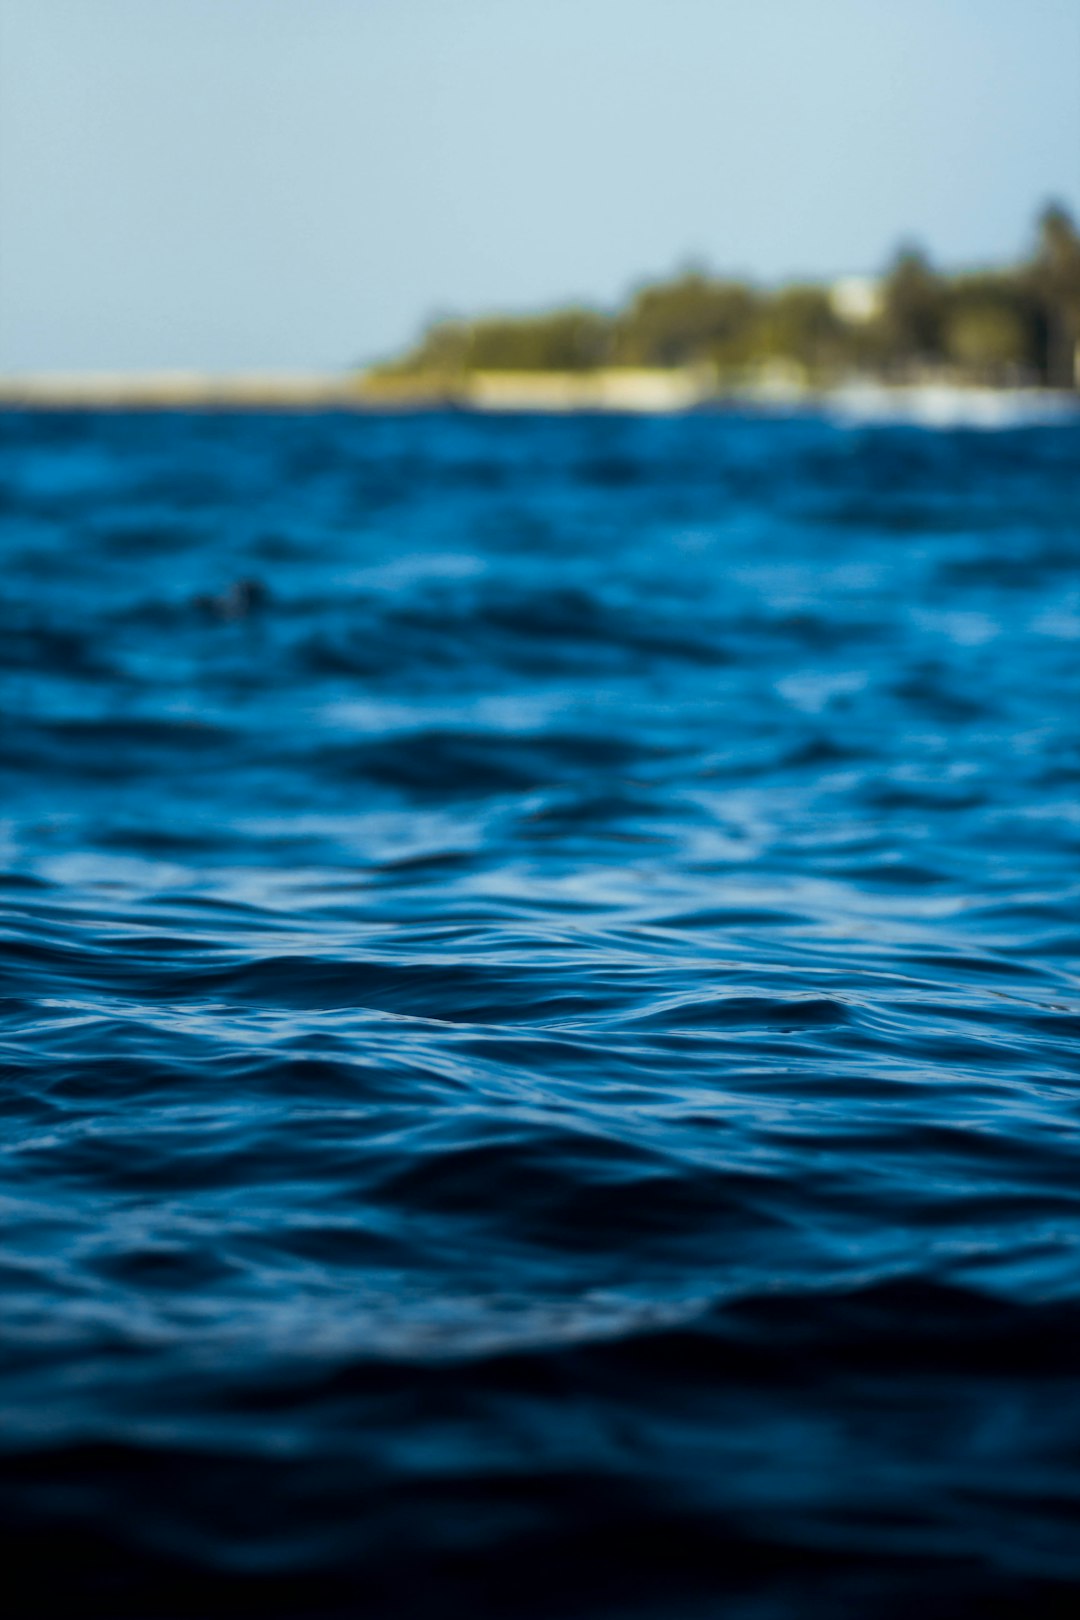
(0, 369, 1076, 424)
(0, 372, 363, 411)
(5, 207, 1076, 418)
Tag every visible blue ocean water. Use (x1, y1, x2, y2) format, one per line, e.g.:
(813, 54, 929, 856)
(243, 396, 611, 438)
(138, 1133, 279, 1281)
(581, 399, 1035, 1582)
(1, 405, 1080, 1618)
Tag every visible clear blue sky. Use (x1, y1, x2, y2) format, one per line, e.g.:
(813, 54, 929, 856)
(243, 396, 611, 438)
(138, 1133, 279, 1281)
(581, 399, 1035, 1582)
(1, 0, 1077, 372)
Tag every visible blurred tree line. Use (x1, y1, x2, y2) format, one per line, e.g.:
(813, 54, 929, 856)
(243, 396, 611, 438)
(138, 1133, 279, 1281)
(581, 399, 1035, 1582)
(378, 206, 1080, 389)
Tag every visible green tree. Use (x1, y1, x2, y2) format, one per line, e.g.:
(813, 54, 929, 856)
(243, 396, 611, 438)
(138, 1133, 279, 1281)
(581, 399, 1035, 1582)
(611, 273, 758, 368)
(753, 285, 849, 379)
(463, 309, 610, 371)
(943, 274, 1037, 381)
(1029, 203, 1080, 386)
(877, 245, 946, 372)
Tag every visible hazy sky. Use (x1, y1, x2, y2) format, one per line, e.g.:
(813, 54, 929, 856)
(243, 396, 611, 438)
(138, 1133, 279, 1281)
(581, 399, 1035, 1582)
(1, 0, 1078, 372)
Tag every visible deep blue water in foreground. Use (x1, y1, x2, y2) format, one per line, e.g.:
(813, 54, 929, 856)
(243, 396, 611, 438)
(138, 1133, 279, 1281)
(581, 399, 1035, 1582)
(2, 406, 1080, 1618)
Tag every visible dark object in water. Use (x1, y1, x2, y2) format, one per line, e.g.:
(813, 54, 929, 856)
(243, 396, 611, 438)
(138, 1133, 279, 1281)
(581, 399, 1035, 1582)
(195, 576, 268, 621)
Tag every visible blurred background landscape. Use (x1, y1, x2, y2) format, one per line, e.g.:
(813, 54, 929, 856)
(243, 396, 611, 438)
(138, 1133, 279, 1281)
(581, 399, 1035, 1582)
(1, 0, 1079, 404)
(367, 202, 1080, 404)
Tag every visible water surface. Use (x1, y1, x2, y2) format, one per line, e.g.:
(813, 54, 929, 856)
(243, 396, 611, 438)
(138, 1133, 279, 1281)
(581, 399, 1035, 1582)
(2, 406, 1079, 1617)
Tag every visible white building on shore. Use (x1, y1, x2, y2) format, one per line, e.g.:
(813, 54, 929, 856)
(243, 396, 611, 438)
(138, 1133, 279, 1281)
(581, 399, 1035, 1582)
(829, 276, 884, 324)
